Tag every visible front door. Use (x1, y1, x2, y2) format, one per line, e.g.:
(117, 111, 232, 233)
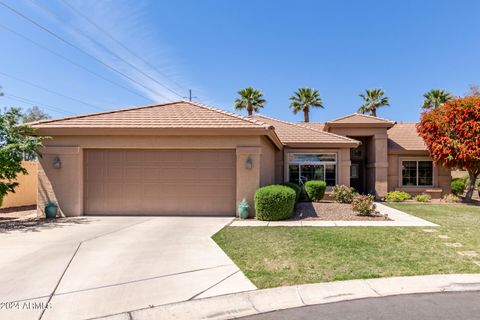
(350, 161, 364, 194)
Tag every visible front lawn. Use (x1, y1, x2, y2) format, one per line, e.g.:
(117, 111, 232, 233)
(213, 204, 480, 289)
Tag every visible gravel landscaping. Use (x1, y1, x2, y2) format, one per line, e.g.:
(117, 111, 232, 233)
(294, 201, 388, 221)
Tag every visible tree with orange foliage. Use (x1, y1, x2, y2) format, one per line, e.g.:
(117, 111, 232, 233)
(417, 95, 480, 201)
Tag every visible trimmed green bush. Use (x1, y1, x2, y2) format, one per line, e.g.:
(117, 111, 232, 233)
(451, 180, 466, 196)
(280, 182, 302, 203)
(332, 185, 357, 203)
(414, 194, 431, 202)
(254, 185, 296, 221)
(352, 194, 377, 216)
(305, 180, 326, 202)
(384, 191, 412, 202)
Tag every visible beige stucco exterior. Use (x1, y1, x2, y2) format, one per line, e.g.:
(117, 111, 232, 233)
(37, 133, 279, 217)
(1, 161, 38, 209)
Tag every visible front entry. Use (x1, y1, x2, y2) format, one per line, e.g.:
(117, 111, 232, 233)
(350, 160, 365, 193)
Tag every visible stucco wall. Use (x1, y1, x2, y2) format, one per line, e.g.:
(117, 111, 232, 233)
(1, 161, 38, 209)
(260, 137, 276, 187)
(388, 153, 451, 198)
(37, 135, 274, 217)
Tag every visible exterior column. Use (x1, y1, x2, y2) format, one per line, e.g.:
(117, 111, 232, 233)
(374, 133, 389, 199)
(38, 146, 83, 217)
(338, 148, 351, 186)
(236, 146, 262, 218)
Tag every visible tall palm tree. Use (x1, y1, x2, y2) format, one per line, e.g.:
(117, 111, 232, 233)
(289, 88, 323, 122)
(357, 89, 390, 117)
(421, 89, 452, 110)
(234, 87, 266, 116)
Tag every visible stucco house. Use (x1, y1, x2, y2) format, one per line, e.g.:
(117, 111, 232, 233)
(31, 101, 451, 217)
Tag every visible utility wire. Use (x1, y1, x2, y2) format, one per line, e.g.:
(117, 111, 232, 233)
(60, 0, 189, 93)
(0, 1, 170, 101)
(0, 71, 105, 112)
(0, 22, 152, 101)
(29, 0, 184, 99)
(2, 93, 74, 116)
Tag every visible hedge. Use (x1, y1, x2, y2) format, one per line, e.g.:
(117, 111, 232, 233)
(254, 185, 296, 221)
(451, 180, 466, 196)
(305, 180, 326, 202)
(280, 182, 302, 203)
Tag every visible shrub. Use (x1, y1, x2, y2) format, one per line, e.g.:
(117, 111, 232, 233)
(332, 185, 356, 204)
(443, 194, 460, 203)
(280, 182, 302, 203)
(414, 194, 431, 202)
(384, 191, 412, 202)
(352, 194, 377, 216)
(304, 180, 326, 202)
(451, 180, 466, 196)
(254, 185, 296, 221)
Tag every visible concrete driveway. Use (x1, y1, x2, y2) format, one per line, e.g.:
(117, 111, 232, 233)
(0, 216, 255, 320)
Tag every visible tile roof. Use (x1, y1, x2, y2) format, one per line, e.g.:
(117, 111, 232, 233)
(326, 113, 396, 125)
(387, 122, 427, 151)
(252, 115, 359, 146)
(299, 122, 325, 131)
(31, 101, 272, 129)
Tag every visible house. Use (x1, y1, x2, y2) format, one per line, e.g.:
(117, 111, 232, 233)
(31, 101, 451, 217)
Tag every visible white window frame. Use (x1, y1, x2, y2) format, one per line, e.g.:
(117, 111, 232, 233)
(288, 153, 337, 186)
(401, 159, 434, 187)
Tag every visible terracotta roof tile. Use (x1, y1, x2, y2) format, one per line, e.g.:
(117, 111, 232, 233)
(31, 101, 272, 129)
(299, 122, 325, 131)
(252, 115, 359, 146)
(388, 122, 427, 151)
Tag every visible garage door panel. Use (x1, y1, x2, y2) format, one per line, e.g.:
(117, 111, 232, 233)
(84, 149, 236, 216)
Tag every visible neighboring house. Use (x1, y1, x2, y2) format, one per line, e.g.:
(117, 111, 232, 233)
(31, 101, 450, 217)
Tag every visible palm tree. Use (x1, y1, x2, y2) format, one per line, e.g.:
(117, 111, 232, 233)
(421, 89, 452, 110)
(289, 88, 323, 122)
(357, 89, 390, 117)
(234, 87, 266, 116)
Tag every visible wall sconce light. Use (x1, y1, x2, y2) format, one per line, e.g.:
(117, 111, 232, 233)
(245, 156, 253, 170)
(53, 156, 61, 169)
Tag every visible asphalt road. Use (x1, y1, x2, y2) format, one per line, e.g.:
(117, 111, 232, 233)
(240, 291, 480, 320)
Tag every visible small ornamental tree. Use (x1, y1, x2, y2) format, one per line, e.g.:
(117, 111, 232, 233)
(0, 108, 44, 206)
(417, 96, 480, 201)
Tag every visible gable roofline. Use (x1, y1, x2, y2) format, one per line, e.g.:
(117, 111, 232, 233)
(252, 114, 360, 146)
(30, 100, 274, 130)
(324, 113, 396, 130)
(326, 113, 396, 124)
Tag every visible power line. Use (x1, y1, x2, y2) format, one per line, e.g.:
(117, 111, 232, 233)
(60, 0, 189, 93)
(29, 0, 184, 99)
(0, 1, 171, 101)
(0, 22, 152, 101)
(2, 93, 74, 116)
(0, 71, 105, 112)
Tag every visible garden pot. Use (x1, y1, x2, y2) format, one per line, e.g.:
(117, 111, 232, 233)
(238, 198, 250, 219)
(45, 205, 58, 219)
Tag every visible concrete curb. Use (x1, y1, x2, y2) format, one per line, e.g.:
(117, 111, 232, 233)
(97, 274, 480, 320)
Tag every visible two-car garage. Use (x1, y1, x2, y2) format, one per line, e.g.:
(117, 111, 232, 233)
(84, 149, 236, 216)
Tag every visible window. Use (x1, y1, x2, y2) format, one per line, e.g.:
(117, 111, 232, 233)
(402, 160, 433, 186)
(288, 153, 337, 186)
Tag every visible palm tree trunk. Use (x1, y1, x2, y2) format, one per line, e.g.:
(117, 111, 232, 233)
(303, 108, 309, 122)
(371, 106, 377, 117)
(247, 104, 253, 116)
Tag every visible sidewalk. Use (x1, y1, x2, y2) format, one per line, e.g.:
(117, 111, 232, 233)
(230, 203, 438, 227)
(97, 274, 480, 320)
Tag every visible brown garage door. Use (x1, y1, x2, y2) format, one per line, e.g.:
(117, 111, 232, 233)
(84, 149, 236, 216)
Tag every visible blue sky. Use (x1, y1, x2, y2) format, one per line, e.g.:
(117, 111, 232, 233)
(0, 0, 479, 122)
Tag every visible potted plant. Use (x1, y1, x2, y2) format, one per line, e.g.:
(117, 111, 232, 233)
(45, 200, 58, 219)
(237, 198, 250, 219)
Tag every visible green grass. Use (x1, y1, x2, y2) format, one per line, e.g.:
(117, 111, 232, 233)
(213, 204, 480, 289)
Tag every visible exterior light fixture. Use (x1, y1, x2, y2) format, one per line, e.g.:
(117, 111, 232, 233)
(245, 156, 253, 170)
(53, 156, 61, 169)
